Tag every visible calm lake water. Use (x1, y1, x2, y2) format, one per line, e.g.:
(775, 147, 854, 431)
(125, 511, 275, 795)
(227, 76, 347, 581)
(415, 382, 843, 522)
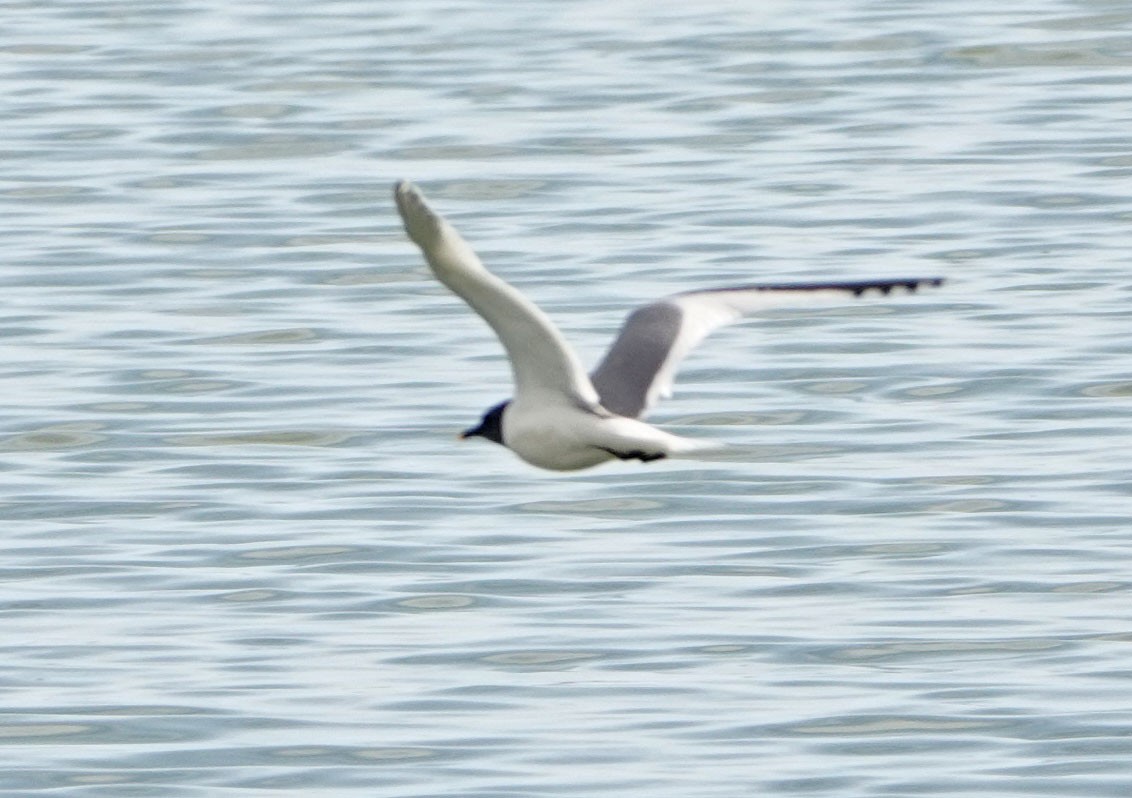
(4, 0, 1132, 795)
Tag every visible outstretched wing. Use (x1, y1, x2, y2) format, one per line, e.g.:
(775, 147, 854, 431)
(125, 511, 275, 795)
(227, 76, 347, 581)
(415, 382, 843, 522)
(590, 278, 943, 419)
(395, 182, 600, 407)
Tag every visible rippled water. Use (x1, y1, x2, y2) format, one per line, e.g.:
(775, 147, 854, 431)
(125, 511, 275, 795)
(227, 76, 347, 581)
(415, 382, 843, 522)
(4, 0, 1132, 795)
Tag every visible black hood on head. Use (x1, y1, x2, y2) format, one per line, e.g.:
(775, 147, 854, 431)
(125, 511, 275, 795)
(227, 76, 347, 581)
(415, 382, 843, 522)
(460, 400, 509, 446)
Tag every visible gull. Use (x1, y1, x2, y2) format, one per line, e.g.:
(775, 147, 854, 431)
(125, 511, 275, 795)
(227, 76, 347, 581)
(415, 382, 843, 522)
(394, 181, 942, 471)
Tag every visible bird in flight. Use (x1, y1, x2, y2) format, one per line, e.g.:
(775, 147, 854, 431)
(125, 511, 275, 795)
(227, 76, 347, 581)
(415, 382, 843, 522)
(395, 181, 942, 471)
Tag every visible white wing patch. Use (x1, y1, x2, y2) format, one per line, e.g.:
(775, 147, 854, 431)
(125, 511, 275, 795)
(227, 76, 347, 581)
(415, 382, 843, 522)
(395, 182, 601, 407)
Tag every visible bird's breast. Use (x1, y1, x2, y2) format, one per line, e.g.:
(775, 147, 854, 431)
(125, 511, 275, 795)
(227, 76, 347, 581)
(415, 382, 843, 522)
(502, 403, 615, 471)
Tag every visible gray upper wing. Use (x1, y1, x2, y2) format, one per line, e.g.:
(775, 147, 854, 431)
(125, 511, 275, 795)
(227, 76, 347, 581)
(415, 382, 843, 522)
(590, 277, 943, 420)
(590, 301, 684, 419)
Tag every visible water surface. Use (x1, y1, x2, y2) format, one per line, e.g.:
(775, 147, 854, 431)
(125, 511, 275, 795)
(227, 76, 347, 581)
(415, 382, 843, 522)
(4, 0, 1132, 795)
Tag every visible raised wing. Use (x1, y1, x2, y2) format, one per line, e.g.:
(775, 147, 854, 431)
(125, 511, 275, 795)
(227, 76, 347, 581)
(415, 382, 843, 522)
(591, 277, 943, 419)
(395, 182, 601, 407)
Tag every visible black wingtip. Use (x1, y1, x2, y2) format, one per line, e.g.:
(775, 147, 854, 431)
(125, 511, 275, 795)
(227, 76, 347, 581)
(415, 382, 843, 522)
(855, 277, 946, 297)
(729, 276, 946, 297)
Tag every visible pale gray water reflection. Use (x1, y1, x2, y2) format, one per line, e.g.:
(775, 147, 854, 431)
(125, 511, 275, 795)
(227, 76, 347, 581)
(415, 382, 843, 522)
(4, 0, 1132, 795)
